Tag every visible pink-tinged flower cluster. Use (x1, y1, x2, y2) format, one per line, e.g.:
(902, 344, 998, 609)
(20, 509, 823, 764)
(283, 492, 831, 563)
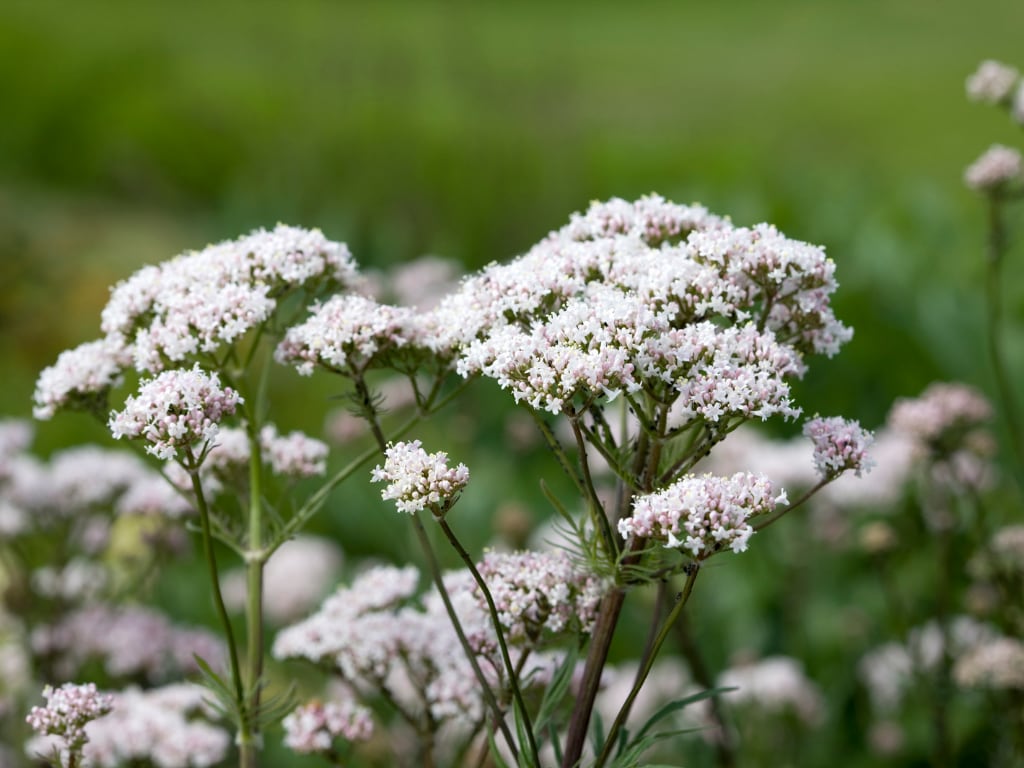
(108, 366, 242, 462)
(33, 338, 129, 420)
(803, 416, 874, 479)
(619, 472, 786, 558)
(26, 683, 229, 768)
(966, 60, 1020, 104)
(859, 616, 995, 713)
(475, 550, 605, 644)
(273, 565, 489, 724)
(100, 225, 356, 373)
(283, 698, 374, 754)
(275, 294, 421, 376)
(259, 424, 329, 478)
(371, 440, 469, 515)
(888, 382, 992, 448)
(26, 682, 113, 751)
(31, 604, 224, 684)
(717, 657, 824, 726)
(953, 637, 1024, 690)
(427, 196, 848, 419)
(964, 144, 1022, 191)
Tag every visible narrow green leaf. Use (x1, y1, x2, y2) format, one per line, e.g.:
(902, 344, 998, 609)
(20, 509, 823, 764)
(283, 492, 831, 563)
(534, 644, 579, 734)
(590, 708, 606, 756)
(513, 701, 538, 768)
(487, 725, 513, 768)
(632, 686, 733, 744)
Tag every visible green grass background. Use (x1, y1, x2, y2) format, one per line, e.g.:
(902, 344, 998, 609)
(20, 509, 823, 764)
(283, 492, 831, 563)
(2, 2, 1024, 765)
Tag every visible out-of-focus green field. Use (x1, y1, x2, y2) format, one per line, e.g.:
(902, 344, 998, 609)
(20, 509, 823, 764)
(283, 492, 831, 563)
(3, 3, 1024, 766)
(3, 0, 1023, 429)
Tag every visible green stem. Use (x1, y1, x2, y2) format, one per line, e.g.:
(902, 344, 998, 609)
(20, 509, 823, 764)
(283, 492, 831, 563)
(411, 515, 520, 762)
(241, 425, 265, 768)
(984, 195, 1024, 488)
(751, 478, 829, 533)
(594, 565, 701, 768)
(186, 458, 247, 753)
(437, 518, 542, 767)
(568, 414, 619, 560)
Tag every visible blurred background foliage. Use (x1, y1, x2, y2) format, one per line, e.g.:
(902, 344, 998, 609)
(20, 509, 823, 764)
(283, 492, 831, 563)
(3, 2, 1024, 765)
(3, 0, 1024, 428)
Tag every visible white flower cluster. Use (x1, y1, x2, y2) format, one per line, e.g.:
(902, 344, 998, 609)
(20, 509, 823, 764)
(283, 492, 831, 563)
(276, 294, 420, 376)
(966, 59, 1019, 104)
(859, 616, 996, 713)
(718, 656, 824, 726)
(953, 636, 1024, 690)
(274, 565, 488, 725)
(283, 698, 374, 754)
(888, 382, 992, 446)
(26, 683, 229, 768)
(802, 416, 874, 479)
(619, 472, 786, 558)
(475, 550, 605, 644)
(260, 424, 330, 477)
(426, 195, 848, 418)
(964, 144, 1023, 191)
(31, 604, 224, 684)
(371, 440, 469, 515)
(109, 365, 242, 461)
(32, 339, 130, 420)
(25, 682, 113, 751)
(101, 225, 356, 373)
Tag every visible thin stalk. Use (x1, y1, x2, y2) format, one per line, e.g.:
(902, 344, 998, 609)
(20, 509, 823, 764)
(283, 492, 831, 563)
(568, 415, 619, 560)
(984, 195, 1024, 486)
(358, 386, 521, 760)
(752, 478, 829, 533)
(561, 588, 628, 768)
(674, 612, 737, 767)
(594, 565, 701, 768)
(187, 461, 247, 752)
(411, 515, 520, 761)
(562, 434, 654, 768)
(437, 518, 541, 767)
(242, 425, 265, 767)
(931, 523, 954, 768)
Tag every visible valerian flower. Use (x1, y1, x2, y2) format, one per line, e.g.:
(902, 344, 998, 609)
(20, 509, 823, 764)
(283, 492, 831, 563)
(371, 440, 469, 515)
(803, 416, 874, 479)
(26, 682, 113, 754)
(618, 472, 786, 558)
(108, 365, 242, 462)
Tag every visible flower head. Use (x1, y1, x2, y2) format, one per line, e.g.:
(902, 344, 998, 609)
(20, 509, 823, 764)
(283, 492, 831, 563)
(275, 294, 421, 376)
(26, 682, 113, 752)
(101, 225, 356, 373)
(283, 699, 374, 754)
(431, 195, 849, 418)
(966, 60, 1019, 104)
(371, 440, 469, 515)
(803, 416, 874, 479)
(475, 550, 605, 644)
(954, 637, 1024, 690)
(619, 472, 785, 558)
(964, 144, 1022, 192)
(33, 338, 129, 420)
(108, 365, 242, 461)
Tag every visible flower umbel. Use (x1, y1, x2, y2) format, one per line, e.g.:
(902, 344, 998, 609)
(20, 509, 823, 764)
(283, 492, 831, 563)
(26, 682, 113, 754)
(803, 416, 874, 479)
(108, 365, 242, 462)
(371, 440, 469, 515)
(283, 699, 374, 755)
(619, 472, 786, 558)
